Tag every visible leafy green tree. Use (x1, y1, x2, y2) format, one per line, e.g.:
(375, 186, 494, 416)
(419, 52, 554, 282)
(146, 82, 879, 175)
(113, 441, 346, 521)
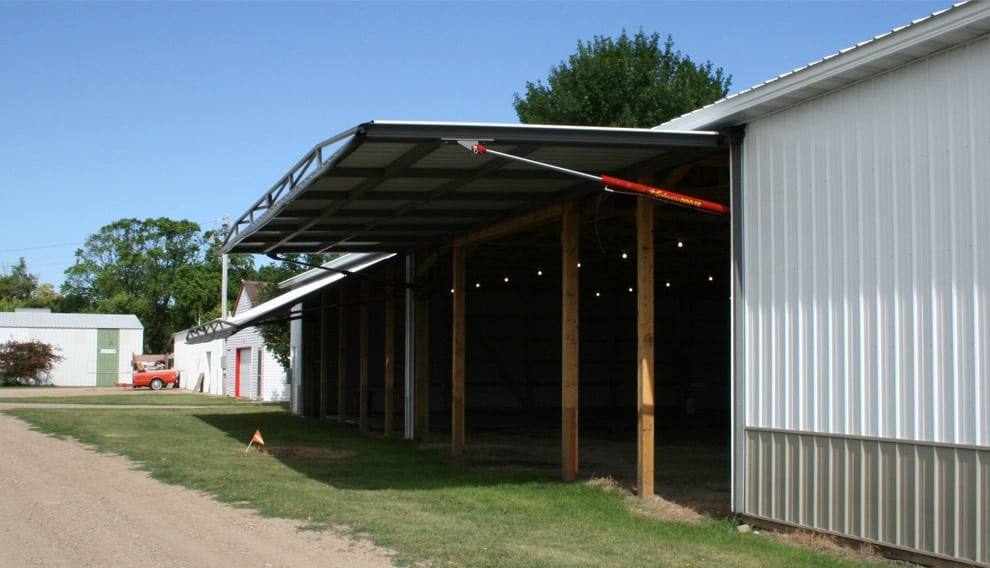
(62, 218, 208, 352)
(513, 30, 731, 127)
(0, 258, 62, 312)
(171, 230, 256, 325)
(0, 339, 63, 386)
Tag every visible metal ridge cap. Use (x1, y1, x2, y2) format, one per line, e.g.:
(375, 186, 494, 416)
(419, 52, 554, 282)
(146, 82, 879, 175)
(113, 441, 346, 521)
(661, 1, 989, 131)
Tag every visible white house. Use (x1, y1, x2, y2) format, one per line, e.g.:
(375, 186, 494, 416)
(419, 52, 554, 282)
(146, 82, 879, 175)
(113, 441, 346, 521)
(224, 281, 288, 401)
(0, 308, 143, 386)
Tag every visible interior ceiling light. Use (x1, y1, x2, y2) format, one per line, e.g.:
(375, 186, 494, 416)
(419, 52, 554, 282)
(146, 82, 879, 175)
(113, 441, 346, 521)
(677, 241, 684, 248)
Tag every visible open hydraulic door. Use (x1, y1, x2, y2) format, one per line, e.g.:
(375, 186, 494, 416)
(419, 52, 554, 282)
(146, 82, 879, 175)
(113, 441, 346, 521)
(456, 140, 729, 216)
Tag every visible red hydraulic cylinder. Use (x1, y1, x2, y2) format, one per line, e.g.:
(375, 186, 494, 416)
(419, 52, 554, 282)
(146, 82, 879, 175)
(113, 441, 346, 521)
(600, 175, 730, 216)
(467, 142, 729, 216)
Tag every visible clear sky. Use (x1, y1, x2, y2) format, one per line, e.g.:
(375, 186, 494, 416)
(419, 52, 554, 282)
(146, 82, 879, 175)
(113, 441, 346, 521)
(0, 0, 956, 288)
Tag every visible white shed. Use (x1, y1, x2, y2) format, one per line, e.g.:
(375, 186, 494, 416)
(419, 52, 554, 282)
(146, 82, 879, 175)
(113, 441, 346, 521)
(0, 309, 143, 386)
(224, 282, 288, 401)
(172, 329, 225, 395)
(663, 3, 990, 564)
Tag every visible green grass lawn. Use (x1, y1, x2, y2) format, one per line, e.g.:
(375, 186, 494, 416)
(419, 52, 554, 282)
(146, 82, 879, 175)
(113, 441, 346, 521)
(0, 391, 265, 406)
(5, 404, 880, 568)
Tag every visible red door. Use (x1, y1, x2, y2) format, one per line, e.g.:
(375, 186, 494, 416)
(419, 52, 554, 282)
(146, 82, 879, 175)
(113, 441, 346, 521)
(235, 348, 250, 398)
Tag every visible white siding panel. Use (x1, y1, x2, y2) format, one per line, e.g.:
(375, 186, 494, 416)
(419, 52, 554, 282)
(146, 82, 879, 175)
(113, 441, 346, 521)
(173, 331, 225, 395)
(225, 324, 288, 402)
(33, 328, 94, 386)
(220, 284, 289, 401)
(741, 35, 990, 446)
(738, 33, 990, 563)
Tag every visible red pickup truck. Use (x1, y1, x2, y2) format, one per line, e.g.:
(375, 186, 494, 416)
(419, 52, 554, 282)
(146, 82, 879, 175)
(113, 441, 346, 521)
(131, 354, 180, 390)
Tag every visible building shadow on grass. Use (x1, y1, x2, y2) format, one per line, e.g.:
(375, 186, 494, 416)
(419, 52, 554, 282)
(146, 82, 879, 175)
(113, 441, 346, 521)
(194, 408, 731, 518)
(194, 411, 542, 492)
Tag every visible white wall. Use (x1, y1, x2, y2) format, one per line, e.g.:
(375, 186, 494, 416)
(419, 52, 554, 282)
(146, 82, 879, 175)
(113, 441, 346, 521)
(740, 33, 989, 444)
(225, 327, 288, 401)
(173, 331, 225, 395)
(1, 327, 141, 387)
(223, 286, 289, 401)
(737, 33, 989, 563)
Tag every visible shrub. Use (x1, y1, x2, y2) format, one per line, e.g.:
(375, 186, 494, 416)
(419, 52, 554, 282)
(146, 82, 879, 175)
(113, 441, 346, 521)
(0, 339, 63, 386)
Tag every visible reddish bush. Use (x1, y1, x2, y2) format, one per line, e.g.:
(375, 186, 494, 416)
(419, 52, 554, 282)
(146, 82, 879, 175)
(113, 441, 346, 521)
(0, 339, 63, 386)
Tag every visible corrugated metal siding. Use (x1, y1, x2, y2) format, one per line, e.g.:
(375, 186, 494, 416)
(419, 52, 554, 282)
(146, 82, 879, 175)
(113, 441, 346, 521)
(738, 34, 989, 563)
(745, 430, 989, 564)
(3, 327, 142, 386)
(0, 312, 142, 330)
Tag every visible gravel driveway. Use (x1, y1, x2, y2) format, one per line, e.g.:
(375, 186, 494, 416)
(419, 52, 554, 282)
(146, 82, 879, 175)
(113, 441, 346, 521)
(0, 391, 396, 568)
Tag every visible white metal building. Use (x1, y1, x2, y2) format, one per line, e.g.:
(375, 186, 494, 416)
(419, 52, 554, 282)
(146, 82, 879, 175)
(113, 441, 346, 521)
(172, 329, 225, 395)
(224, 282, 289, 401)
(0, 309, 143, 387)
(663, 3, 989, 564)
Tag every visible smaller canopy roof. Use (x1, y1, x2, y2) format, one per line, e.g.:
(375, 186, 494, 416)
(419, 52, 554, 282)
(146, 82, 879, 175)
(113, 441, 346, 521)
(221, 121, 726, 256)
(185, 252, 393, 344)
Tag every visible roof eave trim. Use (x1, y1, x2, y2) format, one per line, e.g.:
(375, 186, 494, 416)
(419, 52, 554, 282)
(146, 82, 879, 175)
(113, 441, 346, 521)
(220, 126, 363, 254)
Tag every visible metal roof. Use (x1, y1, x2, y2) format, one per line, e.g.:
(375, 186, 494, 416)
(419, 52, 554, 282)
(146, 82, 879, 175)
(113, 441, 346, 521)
(0, 311, 143, 330)
(185, 252, 393, 343)
(662, 1, 990, 131)
(221, 121, 725, 255)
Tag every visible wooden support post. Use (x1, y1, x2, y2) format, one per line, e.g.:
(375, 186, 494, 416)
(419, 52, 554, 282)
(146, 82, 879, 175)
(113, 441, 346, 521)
(637, 195, 656, 499)
(451, 245, 466, 454)
(320, 290, 329, 419)
(561, 201, 580, 482)
(359, 281, 369, 433)
(337, 285, 347, 424)
(415, 295, 430, 441)
(384, 264, 395, 437)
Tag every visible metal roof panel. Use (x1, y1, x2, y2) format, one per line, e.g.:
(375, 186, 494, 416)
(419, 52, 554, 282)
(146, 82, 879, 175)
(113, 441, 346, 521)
(222, 121, 725, 255)
(0, 312, 143, 330)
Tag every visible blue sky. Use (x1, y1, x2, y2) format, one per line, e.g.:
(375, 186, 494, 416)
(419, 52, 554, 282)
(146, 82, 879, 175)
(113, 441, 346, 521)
(0, 0, 956, 288)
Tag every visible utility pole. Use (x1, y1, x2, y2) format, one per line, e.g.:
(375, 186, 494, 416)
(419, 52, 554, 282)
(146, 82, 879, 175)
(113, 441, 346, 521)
(221, 215, 230, 319)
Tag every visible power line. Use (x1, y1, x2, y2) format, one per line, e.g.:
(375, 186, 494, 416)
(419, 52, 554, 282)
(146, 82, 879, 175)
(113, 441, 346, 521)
(0, 242, 81, 253)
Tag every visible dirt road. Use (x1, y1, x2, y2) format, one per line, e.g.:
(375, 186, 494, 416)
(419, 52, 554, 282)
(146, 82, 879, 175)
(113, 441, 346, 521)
(0, 393, 396, 568)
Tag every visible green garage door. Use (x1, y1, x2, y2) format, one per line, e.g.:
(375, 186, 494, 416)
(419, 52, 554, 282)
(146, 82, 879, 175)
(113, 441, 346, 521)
(96, 329, 120, 386)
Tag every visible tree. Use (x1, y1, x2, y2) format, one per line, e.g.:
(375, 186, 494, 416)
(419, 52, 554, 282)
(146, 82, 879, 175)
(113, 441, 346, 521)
(0, 339, 63, 386)
(62, 218, 208, 352)
(513, 30, 731, 127)
(0, 258, 62, 312)
(170, 230, 256, 325)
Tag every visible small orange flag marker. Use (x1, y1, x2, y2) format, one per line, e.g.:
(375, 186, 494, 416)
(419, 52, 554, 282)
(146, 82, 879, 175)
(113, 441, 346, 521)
(245, 429, 266, 453)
